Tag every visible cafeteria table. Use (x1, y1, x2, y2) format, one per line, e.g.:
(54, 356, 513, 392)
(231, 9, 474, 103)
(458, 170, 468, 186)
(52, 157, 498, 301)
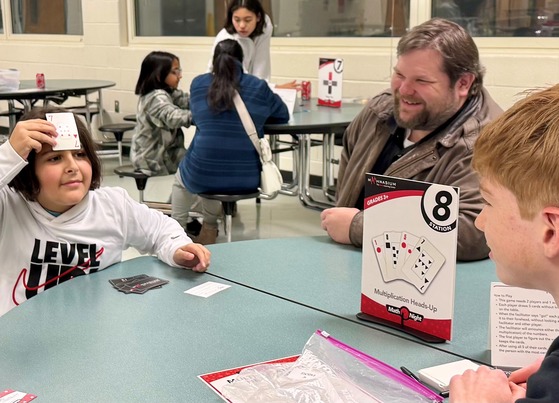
(264, 99, 364, 209)
(0, 254, 465, 401)
(205, 236, 499, 364)
(0, 79, 115, 132)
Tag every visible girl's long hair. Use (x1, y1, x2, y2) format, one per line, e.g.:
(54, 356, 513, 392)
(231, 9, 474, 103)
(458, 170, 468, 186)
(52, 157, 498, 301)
(135, 51, 178, 96)
(207, 40, 244, 112)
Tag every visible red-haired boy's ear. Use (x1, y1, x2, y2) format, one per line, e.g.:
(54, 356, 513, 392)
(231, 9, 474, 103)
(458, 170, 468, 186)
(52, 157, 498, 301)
(541, 207, 559, 259)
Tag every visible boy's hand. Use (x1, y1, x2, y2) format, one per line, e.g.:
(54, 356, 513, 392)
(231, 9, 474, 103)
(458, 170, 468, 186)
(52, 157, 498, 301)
(449, 366, 525, 403)
(9, 119, 58, 160)
(173, 243, 211, 272)
(508, 356, 544, 387)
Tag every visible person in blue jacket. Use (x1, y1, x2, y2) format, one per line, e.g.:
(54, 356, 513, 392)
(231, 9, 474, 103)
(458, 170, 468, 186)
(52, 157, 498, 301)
(172, 39, 289, 244)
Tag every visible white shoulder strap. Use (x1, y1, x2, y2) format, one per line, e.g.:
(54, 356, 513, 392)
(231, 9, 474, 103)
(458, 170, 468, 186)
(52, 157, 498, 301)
(233, 90, 262, 158)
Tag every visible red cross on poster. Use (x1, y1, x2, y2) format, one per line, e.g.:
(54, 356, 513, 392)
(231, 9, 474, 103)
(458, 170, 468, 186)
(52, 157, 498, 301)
(318, 57, 343, 108)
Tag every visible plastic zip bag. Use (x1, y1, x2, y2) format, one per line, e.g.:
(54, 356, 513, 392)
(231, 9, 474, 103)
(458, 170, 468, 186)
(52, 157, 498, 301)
(222, 330, 443, 403)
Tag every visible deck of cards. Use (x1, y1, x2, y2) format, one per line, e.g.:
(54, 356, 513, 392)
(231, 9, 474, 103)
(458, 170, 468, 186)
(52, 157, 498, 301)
(360, 174, 459, 341)
(109, 274, 169, 294)
(46, 112, 81, 151)
(372, 231, 445, 294)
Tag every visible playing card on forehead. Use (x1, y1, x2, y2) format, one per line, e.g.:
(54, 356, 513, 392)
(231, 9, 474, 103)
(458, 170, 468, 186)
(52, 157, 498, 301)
(46, 112, 81, 151)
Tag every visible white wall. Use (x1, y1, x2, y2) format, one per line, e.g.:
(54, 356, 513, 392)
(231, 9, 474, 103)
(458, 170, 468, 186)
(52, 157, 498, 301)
(1, 0, 559, 176)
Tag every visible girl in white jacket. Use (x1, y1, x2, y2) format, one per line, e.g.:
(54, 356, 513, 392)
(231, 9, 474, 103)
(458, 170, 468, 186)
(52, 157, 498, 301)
(209, 0, 298, 89)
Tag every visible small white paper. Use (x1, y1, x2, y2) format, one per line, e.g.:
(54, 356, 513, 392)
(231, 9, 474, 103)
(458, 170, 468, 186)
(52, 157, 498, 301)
(272, 88, 297, 116)
(46, 112, 81, 151)
(490, 282, 559, 368)
(418, 359, 480, 393)
(184, 281, 231, 298)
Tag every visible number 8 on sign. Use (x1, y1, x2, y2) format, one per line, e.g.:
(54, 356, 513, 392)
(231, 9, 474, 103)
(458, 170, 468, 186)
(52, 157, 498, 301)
(420, 184, 459, 233)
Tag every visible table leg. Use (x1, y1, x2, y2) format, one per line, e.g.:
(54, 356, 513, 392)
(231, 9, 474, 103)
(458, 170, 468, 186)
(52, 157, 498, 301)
(7, 99, 32, 134)
(297, 134, 336, 210)
(97, 89, 104, 126)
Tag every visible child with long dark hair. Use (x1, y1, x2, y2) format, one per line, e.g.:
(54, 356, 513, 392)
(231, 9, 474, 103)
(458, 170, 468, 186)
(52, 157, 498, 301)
(209, 0, 297, 89)
(173, 39, 289, 244)
(130, 51, 191, 177)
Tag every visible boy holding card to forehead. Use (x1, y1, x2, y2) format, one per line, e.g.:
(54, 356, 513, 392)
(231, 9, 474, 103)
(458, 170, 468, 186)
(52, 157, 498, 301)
(0, 108, 211, 317)
(449, 85, 559, 402)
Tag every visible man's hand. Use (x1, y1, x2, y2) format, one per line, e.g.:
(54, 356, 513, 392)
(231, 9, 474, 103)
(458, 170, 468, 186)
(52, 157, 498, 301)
(449, 366, 525, 403)
(173, 243, 211, 272)
(320, 207, 359, 244)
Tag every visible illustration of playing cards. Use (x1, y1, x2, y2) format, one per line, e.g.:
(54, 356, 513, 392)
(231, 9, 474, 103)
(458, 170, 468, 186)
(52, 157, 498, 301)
(371, 231, 444, 294)
(46, 112, 81, 151)
(400, 237, 445, 294)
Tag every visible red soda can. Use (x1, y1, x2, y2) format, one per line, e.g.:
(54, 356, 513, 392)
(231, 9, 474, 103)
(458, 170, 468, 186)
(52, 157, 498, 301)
(36, 73, 45, 89)
(301, 80, 311, 101)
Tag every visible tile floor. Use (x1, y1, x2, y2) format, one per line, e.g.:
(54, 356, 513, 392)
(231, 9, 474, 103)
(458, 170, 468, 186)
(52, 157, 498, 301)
(100, 156, 328, 261)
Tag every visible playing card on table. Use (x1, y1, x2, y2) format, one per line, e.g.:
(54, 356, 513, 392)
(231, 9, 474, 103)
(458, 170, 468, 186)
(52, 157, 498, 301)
(109, 274, 149, 290)
(109, 274, 168, 294)
(401, 237, 446, 294)
(46, 112, 81, 151)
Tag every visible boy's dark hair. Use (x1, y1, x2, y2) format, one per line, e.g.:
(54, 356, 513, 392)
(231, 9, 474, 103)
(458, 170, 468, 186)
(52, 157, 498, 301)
(224, 0, 267, 38)
(135, 51, 179, 96)
(9, 108, 102, 201)
(208, 39, 244, 112)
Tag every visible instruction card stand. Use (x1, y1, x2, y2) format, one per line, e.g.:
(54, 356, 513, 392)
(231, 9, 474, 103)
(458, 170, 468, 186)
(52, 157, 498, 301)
(360, 174, 459, 343)
(318, 57, 343, 108)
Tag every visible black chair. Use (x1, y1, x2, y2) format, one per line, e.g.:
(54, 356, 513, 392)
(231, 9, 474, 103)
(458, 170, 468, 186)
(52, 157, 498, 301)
(113, 165, 172, 215)
(123, 114, 137, 122)
(199, 192, 261, 243)
(0, 108, 24, 135)
(98, 122, 135, 165)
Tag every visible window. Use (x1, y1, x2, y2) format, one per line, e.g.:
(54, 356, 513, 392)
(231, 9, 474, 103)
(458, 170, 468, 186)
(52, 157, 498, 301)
(134, 0, 410, 37)
(432, 0, 559, 37)
(10, 0, 83, 35)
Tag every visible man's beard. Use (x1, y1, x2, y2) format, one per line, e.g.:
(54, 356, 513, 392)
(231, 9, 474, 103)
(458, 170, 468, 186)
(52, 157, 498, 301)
(393, 93, 459, 132)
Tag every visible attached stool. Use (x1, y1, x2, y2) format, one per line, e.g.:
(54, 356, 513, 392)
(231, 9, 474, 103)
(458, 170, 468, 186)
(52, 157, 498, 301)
(98, 122, 135, 165)
(199, 192, 260, 243)
(68, 105, 100, 133)
(0, 108, 24, 134)
(113, 165, 172, 215)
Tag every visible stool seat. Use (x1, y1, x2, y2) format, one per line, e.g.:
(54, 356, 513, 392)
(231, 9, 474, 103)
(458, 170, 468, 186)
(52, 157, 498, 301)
(68, 105, 100, 116)
(200, 191, 261, 242)
(98, 122, 136, 137)
(98, 123, 135, 165)
(200, 192, 260, 203)
(113, 165, 172, 215)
